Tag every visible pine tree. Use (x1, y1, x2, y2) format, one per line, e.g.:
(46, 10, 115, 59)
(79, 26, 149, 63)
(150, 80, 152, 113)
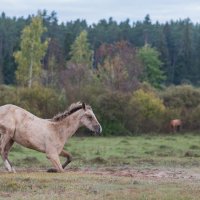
(65, 30, 93, 100)
(69, 30, 93, 68)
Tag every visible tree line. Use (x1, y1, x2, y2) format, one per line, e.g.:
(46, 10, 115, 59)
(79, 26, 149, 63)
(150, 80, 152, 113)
(0, 11, 199, 85)
(1, 11, 200, 135)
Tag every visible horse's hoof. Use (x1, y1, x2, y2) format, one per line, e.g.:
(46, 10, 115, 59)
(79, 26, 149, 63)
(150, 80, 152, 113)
(47, 168, 57, 173)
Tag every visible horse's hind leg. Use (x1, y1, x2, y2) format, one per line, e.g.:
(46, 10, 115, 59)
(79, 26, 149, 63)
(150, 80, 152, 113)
(60, 150, 72, 169)
(4, 139, 15, 172)
(177, 125, 181, 132)
(0, 135, 15, 172)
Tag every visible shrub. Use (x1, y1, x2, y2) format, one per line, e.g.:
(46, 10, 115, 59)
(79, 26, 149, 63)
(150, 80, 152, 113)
(0, 85, 66, 118)
(16, 85, 66, 118)
(129, 89, 166, 133)
(185, 104, 200, 130)
(161, 84, 200, 109)
(161, 85, 200, 131)
(0, 85, 19, 105)
(95, 90, 131, 135)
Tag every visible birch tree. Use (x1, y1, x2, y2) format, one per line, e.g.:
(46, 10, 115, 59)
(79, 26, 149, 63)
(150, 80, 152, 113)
(14, 15, 49, 87)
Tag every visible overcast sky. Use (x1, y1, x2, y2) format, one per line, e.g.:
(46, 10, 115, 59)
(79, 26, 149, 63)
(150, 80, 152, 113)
(1, 0, 200, 24)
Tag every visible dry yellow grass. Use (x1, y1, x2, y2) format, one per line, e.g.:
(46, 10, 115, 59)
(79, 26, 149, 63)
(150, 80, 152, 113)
(0, 169, 200, 200)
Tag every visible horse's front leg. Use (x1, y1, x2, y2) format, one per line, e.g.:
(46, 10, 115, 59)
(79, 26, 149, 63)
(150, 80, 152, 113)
(60, 150, 72, 169)
(46, 153, 64, 173)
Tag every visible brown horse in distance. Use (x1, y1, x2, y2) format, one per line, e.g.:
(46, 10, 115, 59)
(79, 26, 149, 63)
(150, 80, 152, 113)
(170, 119, 182, 132)
(0, 102, 102, 173)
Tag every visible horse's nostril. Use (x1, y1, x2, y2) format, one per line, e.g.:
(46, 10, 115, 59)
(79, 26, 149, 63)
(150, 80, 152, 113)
(94, 125, 102, 134)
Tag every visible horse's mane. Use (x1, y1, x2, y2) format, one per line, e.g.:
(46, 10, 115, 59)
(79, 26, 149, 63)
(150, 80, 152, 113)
(52, 102, 90, 122)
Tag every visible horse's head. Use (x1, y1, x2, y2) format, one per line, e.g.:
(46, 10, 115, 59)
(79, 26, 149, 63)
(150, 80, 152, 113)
(80, 102, 102, 134)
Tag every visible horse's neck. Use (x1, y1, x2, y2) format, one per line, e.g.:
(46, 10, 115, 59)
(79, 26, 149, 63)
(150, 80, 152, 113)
(55, 111, 82, 141)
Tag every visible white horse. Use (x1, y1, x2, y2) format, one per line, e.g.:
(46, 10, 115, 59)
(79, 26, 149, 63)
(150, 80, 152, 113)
(0, 102, 102, 172)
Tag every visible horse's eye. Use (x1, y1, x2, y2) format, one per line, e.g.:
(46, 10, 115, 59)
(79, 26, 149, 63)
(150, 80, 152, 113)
(87, 115, 93, 120)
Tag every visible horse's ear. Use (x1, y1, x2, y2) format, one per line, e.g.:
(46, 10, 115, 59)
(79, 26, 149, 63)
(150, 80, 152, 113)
(82, 102, 86, 110)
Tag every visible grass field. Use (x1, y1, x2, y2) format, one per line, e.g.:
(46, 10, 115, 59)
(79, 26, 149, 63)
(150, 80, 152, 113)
(1, 134, 200, 199)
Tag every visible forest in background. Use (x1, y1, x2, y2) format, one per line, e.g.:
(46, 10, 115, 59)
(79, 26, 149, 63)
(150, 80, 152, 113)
(1, 10, 200, 135)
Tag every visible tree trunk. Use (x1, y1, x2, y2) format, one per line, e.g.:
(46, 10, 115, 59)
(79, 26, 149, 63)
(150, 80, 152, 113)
(28, 58, 33, 88)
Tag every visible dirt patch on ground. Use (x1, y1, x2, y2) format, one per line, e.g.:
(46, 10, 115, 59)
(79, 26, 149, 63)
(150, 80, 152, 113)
(0, 166, 200, 181)
(67, 167, 200, 181)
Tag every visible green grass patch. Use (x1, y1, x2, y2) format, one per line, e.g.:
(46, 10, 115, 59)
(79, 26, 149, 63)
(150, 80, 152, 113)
(1, 134, 200, 169)
(0, 134, 200, 199)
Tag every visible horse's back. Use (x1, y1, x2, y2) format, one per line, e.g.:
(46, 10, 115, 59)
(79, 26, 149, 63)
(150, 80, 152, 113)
(0, 104, 17, 134)
(170, 119, 182, 132)
(0, 104, 25, 120)
(0, 104, 49, 152)
(0, 104, 35, 134)
(0, 104, 36, 117)
(170, 119, 182, 126)
(0, 104, 16, 118)
(0, 104, 14, 110)
(0, 104, 21, 112)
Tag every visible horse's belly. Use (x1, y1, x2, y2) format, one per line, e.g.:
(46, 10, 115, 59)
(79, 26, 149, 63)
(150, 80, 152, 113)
(14, 131, 45, 153)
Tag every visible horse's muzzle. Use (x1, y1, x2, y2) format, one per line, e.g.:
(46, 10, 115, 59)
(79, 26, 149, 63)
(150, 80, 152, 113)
(94, 124, 102, 134)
